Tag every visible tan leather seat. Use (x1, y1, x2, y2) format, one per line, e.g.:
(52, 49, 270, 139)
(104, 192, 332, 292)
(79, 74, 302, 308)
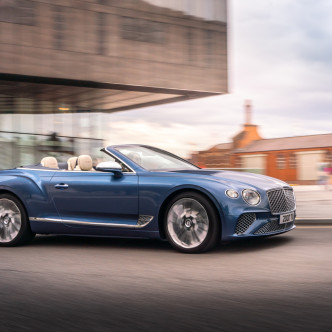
(41, 157, 59, 169)
(74, 155, 94, 171)
(67, 156, 78, 171)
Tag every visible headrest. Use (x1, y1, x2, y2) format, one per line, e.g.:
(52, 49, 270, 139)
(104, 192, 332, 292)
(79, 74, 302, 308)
(67, 157, 78, 171)
(41, 157, 59, 169)
(75, 155, 93, 171)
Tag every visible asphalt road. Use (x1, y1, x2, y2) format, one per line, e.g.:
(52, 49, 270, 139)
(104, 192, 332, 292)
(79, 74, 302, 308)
(0, 227, 332, 332)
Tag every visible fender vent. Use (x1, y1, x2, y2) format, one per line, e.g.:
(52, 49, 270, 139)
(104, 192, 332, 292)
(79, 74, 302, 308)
(138, 215, 153, 227)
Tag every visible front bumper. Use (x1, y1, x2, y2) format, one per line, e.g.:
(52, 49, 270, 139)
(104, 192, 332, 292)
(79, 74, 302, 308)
(222, 210, 296, 241)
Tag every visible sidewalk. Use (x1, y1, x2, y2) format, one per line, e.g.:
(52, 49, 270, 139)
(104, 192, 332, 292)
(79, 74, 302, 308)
(292, 185, 332, 224)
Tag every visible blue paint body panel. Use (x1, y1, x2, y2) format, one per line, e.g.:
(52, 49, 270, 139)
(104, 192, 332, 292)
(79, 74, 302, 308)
(0, 145, 296, 241)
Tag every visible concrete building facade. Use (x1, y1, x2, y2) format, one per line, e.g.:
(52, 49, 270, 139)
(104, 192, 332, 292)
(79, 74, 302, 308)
(0, 0, 228, 168)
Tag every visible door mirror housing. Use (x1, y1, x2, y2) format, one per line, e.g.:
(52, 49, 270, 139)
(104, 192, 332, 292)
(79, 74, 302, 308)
(96, 161, 123, 177)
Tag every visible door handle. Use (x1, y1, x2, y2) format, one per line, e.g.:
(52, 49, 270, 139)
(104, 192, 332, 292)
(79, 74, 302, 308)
(54, 183, 69, 190)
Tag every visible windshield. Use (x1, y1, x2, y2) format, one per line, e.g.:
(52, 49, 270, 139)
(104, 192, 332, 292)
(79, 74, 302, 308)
(115, 146, 199, 171)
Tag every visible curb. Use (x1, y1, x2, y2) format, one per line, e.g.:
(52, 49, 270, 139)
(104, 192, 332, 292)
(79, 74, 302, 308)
(295, 218, 332, 226)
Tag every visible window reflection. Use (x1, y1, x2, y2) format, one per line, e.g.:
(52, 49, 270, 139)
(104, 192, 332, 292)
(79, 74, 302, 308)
(0, 109, 105, 169)
(145, 0, 227, 23)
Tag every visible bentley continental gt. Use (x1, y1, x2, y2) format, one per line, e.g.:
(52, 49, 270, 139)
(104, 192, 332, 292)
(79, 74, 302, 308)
(0, 145, 296, 253)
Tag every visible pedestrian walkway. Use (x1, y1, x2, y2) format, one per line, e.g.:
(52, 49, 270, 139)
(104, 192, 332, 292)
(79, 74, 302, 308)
(293, 185, 332, 220)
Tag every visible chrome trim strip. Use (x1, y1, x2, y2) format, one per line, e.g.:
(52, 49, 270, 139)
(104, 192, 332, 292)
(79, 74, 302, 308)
(266, 186, 294, 193)
(30, 217, 153, 229)
(19, 168, 135, 175)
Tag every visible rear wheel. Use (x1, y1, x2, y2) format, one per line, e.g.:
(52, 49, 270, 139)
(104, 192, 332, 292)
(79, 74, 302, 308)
(0, 194, 35, 247)
(164, 192, 220, 253)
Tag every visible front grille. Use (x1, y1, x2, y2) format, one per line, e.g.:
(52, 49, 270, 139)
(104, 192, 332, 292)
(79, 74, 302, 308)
(254, 220, 294, 235)
(267, 187, 296, 214)
(235, 213, 256, 234)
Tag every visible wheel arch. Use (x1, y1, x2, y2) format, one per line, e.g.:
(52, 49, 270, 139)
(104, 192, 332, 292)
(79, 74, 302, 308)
(0, 188, 29, 218)
(157, 186, 224, 240)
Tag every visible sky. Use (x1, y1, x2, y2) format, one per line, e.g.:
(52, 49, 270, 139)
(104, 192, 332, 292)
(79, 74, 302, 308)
(105, 0, 332, 158)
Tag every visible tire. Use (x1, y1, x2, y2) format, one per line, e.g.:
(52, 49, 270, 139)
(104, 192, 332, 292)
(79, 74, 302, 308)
(0, 194, 35, 247)
(164, 191, 220, 253)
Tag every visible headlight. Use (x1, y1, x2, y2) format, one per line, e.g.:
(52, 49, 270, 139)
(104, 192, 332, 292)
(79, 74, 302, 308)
(242, 189, 261, 205)
(226, 189, 239, 199)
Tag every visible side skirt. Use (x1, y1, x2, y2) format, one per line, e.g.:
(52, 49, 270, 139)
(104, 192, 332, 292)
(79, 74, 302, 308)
(29, 215, 154, 229)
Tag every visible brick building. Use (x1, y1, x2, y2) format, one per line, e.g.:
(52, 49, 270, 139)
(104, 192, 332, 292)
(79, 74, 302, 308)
(190, 101, 332, 184)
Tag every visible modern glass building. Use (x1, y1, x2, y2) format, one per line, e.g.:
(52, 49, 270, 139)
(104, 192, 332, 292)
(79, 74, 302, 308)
(0, 0, 228, 168)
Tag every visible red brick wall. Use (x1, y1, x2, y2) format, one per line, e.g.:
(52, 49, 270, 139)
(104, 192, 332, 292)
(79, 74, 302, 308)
(235, 147, 332, 182)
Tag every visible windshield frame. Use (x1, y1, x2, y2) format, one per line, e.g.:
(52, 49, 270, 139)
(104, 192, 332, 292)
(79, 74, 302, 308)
(110, 144, 200, 172)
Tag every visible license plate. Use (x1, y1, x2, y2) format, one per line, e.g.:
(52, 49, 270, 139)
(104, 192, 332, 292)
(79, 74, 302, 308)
(279, 212, 295, 224)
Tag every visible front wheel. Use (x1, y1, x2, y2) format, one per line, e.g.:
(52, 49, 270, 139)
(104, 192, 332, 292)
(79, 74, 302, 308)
(164, 192, 220, 253)
(0, 194, 35, 247)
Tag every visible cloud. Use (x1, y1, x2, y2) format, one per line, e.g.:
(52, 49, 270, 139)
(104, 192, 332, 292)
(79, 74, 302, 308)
(105, 0, 332, 156)
(106, 118, 238, 158)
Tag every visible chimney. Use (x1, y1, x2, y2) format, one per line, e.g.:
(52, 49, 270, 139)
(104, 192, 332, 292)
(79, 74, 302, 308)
(244, 100, 252, 125)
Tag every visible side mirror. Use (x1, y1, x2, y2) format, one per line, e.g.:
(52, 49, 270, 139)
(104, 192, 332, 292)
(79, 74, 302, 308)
(96, 161, 123, 177)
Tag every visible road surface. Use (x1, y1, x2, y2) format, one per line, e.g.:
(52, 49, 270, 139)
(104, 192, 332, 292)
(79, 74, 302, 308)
(0, 226, 331, 331)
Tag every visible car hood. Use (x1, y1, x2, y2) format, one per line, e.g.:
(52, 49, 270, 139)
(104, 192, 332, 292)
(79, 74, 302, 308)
(170, 169, 288, 191)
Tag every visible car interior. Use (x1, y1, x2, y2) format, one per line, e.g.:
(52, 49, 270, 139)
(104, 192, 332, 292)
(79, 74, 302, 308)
(31, 155, 96, 171)
(29, 154, 130, 172)
(40, 157, 59, 169)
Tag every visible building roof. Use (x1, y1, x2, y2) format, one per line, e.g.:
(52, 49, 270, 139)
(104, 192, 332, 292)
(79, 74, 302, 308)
(236, 133, 332, 153)
(211, 142, 233, 150)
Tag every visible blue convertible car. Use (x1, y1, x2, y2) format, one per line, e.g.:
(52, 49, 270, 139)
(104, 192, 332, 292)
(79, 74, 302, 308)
(0, 144, 296, 253)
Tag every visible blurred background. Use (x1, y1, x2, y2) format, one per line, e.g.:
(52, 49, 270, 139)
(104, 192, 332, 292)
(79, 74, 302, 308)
(1, 2, 332, 331)
(0, 0, 331, 186)
(0, 0, 227, 167)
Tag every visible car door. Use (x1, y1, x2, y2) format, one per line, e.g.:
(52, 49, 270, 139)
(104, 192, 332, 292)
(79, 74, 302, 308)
(48, 170, 139, 228)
